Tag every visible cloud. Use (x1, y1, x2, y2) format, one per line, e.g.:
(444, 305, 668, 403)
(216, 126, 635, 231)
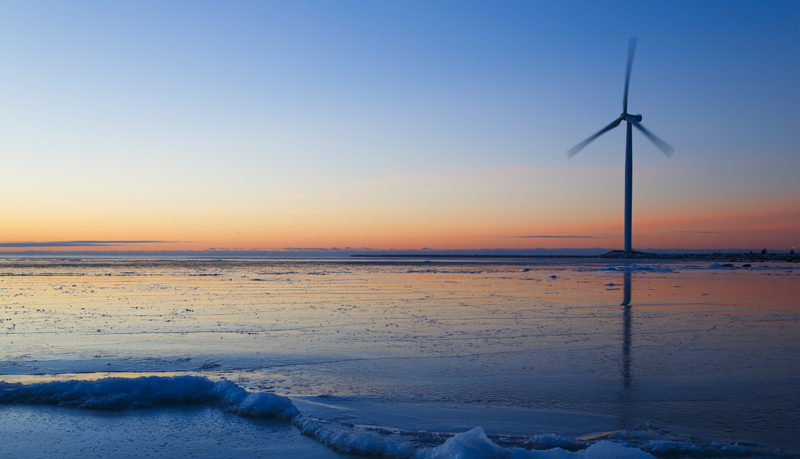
(0, 240, 174, 248)
(675, 231, 726, 234)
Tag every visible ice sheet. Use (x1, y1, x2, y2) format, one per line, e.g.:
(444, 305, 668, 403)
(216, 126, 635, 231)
(1, 258, 798, 457)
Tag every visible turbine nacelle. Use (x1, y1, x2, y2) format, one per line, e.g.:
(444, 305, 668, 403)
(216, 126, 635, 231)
(567, 37, 674, 159)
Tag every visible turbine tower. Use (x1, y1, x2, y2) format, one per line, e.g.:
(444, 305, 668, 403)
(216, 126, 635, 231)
(568, 38, 674, 255)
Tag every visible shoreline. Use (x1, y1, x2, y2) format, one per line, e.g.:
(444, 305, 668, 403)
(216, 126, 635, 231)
(0, 253, 796, 264)
(353, 252, 800, 262)
(597, 250, 800, 262)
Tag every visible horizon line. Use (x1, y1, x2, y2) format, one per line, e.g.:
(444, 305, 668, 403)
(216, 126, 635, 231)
(0, 247, 792, 258)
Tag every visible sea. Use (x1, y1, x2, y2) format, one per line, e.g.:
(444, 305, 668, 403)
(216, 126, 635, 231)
(0, 257, 798, 458)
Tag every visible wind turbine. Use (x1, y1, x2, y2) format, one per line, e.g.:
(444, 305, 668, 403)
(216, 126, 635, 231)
(568, 38, 674, 255)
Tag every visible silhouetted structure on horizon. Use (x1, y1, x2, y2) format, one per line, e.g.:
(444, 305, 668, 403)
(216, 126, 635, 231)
(568, 38, 674, 255)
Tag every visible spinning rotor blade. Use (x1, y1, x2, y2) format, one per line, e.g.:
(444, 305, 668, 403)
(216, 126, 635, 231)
(623, 37, 637, 113)
(567, 117, 623, 158)
(625, 116, 675, 157)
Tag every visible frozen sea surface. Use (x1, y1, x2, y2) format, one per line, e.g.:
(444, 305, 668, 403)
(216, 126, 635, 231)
(1, 258, 798, 458)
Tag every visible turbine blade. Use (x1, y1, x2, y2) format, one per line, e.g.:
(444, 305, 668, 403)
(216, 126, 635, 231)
(626, 117, 675, 157)
(623, 37, 637, 113)
(567, 117, 623, 158)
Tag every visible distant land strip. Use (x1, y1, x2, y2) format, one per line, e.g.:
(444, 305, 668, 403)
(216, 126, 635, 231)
(598, 250, 799, 262)
(0, 249, 796, 262)
(353, 251, 800, 262)
(350, 254, 595, 259)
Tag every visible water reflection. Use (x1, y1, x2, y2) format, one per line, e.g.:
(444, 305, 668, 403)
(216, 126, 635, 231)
(619, 270, 633, 428)
(621, 270, 631, 388)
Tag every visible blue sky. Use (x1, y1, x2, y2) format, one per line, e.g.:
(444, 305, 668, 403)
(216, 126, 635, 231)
(0, 1, 798, 252)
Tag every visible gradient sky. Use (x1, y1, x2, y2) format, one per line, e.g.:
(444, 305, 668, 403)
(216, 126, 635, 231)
(1, 1, 798, 252)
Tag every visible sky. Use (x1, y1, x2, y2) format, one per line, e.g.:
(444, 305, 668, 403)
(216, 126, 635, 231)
(0, 1, 798, 253)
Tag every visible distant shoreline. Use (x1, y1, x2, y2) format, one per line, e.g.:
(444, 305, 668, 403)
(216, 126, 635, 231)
(349, 254, 596, 259)
(0, 251, 796, 263)
(353, 251, 800, 262)
(596, 250, 799, 262)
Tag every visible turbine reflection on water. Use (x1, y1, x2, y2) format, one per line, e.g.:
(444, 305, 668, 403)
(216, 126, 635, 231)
(619, 270, 634, 428)
(622, 270, 632, 387)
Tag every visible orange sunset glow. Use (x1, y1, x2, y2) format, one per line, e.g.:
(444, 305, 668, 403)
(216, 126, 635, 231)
(0, 2, 797, 256)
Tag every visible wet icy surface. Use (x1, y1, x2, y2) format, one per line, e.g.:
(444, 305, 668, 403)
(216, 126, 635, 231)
(0, 404, 350, 458)
(1, 258, 798, 457)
